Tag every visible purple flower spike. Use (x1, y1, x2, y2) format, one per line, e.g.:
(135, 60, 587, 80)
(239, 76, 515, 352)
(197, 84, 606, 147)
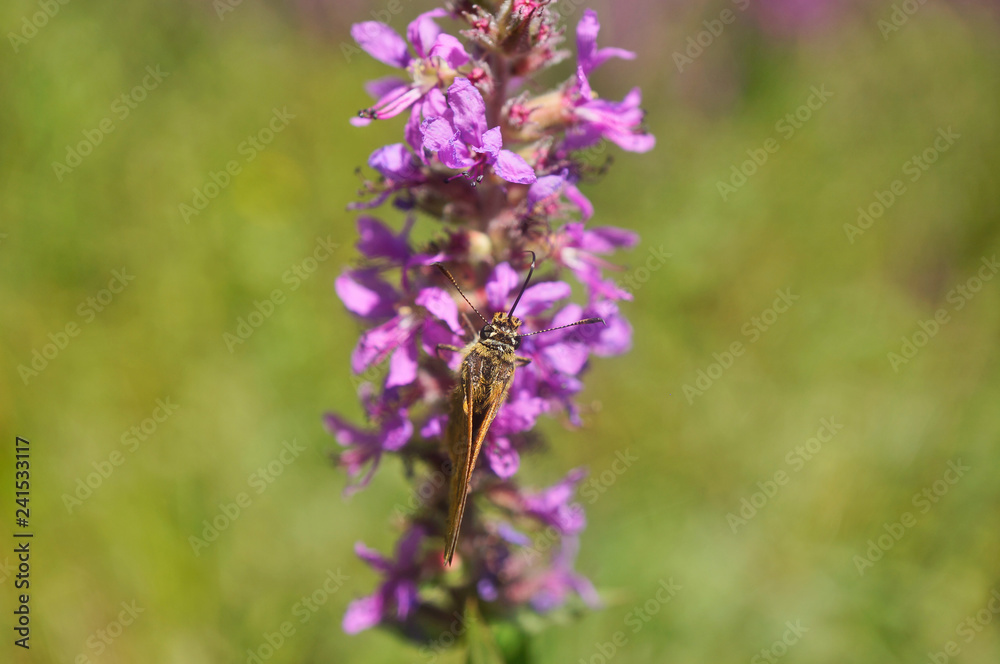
(331, 0, 653, 646)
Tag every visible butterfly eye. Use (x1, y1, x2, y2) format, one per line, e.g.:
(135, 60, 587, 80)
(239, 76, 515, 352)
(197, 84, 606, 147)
(480, 324, 492, 338)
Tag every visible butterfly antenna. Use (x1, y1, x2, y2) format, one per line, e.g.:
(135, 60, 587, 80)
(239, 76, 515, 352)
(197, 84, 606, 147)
(508, 250, 536, 318)
(433, 263, 489, 326)
(519, 317, 605, 337)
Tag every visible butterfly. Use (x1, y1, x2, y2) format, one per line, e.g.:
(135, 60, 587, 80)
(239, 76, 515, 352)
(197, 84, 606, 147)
(433, 252, 604, 565)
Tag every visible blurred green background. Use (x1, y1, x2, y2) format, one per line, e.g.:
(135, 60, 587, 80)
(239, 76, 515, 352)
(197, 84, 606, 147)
(2, 0, 1000, 662)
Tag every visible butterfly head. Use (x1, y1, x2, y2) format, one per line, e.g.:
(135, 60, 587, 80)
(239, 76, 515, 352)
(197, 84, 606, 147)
(480, 312, 522, 350)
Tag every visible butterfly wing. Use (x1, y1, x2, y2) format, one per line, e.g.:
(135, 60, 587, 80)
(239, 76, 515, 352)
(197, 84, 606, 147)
(443, 351, 513, 565)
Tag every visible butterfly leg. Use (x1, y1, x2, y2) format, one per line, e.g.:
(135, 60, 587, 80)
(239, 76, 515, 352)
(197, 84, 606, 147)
(514, 356, 532, 367)
(436, 344, 463, 360)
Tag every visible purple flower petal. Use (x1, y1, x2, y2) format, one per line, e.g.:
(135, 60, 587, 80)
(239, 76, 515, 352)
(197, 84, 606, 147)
(576, 9, 636, 75)
(589, 301, 633, 356)
(406, 8, 447, 58)
(562, 123, 605, 152)
(574, 87, 655, 153)
(421, 86, 449, 118)
(420, 414, 446, 438)
(476, 126, 503, 158)
(428, 33, 471, 69)
(493, 149, 537, 184)
(382, 415, 413, 451)
(523, 468, 587, 534)
(516, 281, 571, 316)
(564, 182, 594, 221)
(478, 577, 499, 601)
(364, 76, 408, 101)
(335, 270, 398, 319)
(324, 414, 385, 493)
(395, 579, 419, 619)
(386, 336, 419, 388)
(570, 571, 602, 609)
(445, 77, 487, 145)
(485, 436, 520, 478)
(324, 414, 370, 449)
(396, 526, 425, 562)
(527, 174, 564, 208)
(351, 22, 411, 69)
(485, 262, 521, 311)
(351, 315, 412, 373)
(420, 320, 462, 366)
(420, 117, 455, 152)
(369, 144, 417, 183)
(405, 105, 424, 152)
(441, 138, 476, 170)
(343, 594, 384, 634)
(573, 223, 638, 253)
(356, 216, 411, 262)
(415, 287, 462, 334)
(491, 389, 547, 435)
(355, 541, 392, 572)
(497, 523, 532, 547)
(541, 341, 590, 376)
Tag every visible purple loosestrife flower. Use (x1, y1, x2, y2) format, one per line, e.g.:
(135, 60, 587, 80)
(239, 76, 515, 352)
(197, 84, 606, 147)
(343, 526, 425, 633)
(564, 11, 654, 153)
(328, 1, 654, 652)
(506, 10, 654, 155)
(324, 386, 412, 494)
(422, 77, 537, 185)
(549, 221, 638, 301)
(576, 8, 636, 75)
(351, 10, 472, 126)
